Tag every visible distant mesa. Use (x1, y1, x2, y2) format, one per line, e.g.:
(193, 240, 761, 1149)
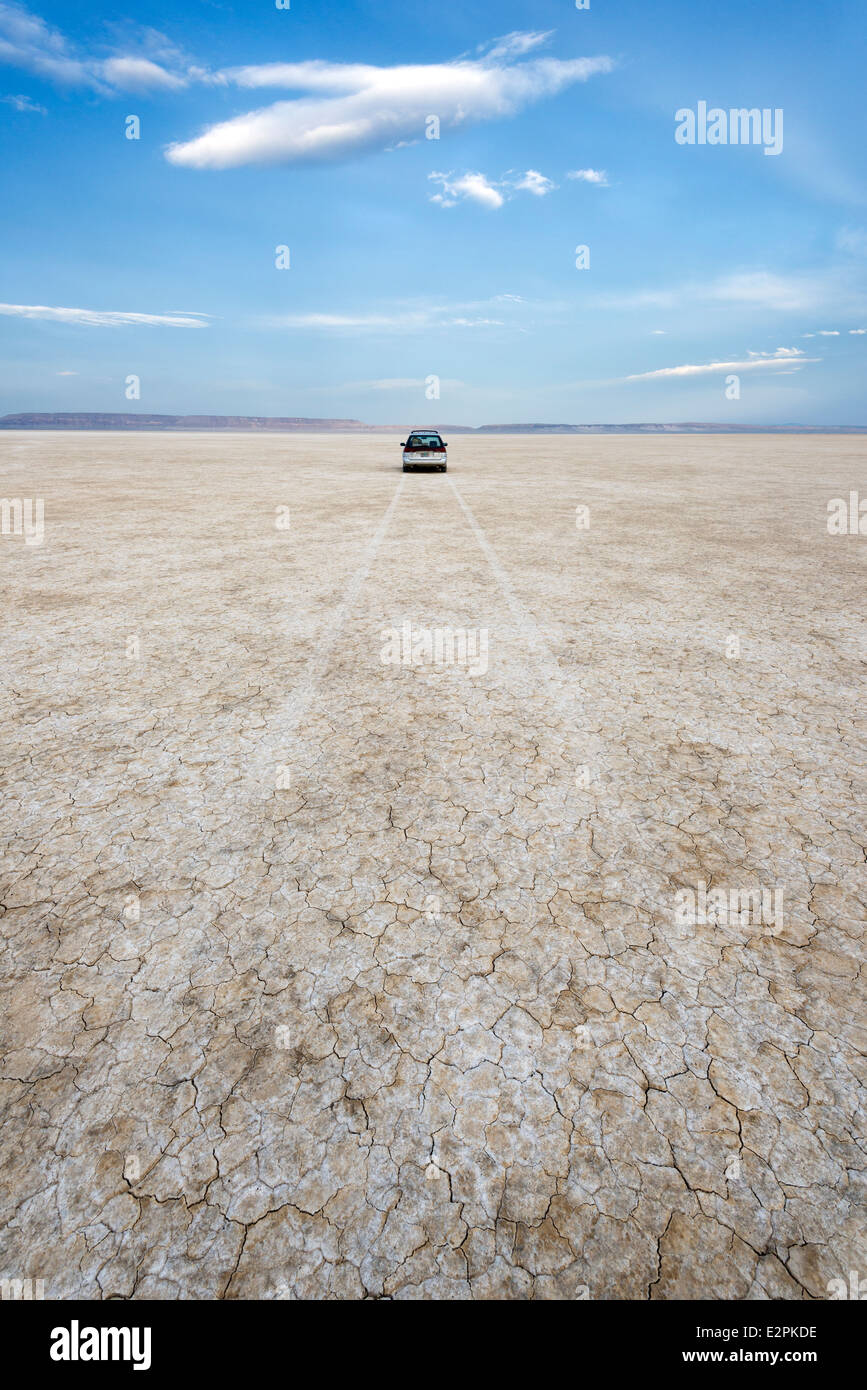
(0, 412, 375, 432)
(0, 413, 864, 434)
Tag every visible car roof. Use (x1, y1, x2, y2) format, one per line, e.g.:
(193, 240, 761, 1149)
(407, 428, 442, 434)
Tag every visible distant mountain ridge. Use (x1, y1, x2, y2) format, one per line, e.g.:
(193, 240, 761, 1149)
(1, 412, 865, 434)
(0, 412, 374, 432)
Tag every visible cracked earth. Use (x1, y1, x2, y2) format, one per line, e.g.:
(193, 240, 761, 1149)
(1, 430, 865, 1300)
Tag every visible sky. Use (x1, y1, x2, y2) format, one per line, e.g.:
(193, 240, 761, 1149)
(0, 0, 865, 426)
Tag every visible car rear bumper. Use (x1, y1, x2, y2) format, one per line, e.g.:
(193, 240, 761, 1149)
(402, 452, 447, 470)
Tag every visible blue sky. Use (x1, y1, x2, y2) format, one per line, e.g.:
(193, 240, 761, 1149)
(0, 0, 865, 424)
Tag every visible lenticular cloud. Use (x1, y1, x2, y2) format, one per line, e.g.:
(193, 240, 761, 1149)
(165, 49, 614, 170)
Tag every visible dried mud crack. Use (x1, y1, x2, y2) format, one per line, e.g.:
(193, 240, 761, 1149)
(0, 431, 864, 1300)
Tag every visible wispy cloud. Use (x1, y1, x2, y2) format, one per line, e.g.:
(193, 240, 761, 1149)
(1, 90, 45, 111)
(0, 2, 98, 86)
(479, 31, 554, 62)
(310, 376, 465, 394)
(0, 3, 198, 91)
(0, 302, 210, 327)
(262, 301, 514, 334)
(804, 326, 865, 336)
(567, 168, 608, 185)
(625, 347, 817, 382)
(429, 167, 556, 209)
(707, 272, 857, 313)
(100, 56, 186, 91)
(598, 268, 867, 317)
(166, 42, 614, 169)
(267, 313, 503, 333)
(746, 347, 805, 358)
(511, 168, 556, 197)
(705, 273, 829, 311)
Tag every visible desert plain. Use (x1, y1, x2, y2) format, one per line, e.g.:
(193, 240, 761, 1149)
(0, 430, 864, 1300)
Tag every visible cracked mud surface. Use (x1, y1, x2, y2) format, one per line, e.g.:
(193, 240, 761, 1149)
(1, 430, 865, 1300)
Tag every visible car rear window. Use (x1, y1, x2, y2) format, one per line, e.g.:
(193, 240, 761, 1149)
(406, 434, 444, 449)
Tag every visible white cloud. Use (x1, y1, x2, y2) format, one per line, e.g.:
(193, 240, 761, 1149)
(511, 168, 556, 196)
(429, 171, 504, 210)
(746, 347, 805, 358)
(625, 348, 818, 382)
(1, 91, 44, 111)
(0, 4, 195, 90)
(0, 302, 210, 327)
(280, 313, 409, 329)
(363, 377, 423, 389)
(707, 272, 825, 312)
(567, 168, 608, 185)
(56, 369, 78, 374)
(264, 302, 509, 333)
(850, 328, 866, 334)
(279, 312, 425, 330)
(100, 56, 186, 91)
(314, 376, 464, 393)
(275, 312, 502, 331)
(598, 267, 867, 317)
(166, 44, 614, 169)
(429, 167, 557, 209)
(0, 1, 94, 85)
(0, 13, 613, 169)
(224, 61, 378, 93)
(480, 31, 554, 62)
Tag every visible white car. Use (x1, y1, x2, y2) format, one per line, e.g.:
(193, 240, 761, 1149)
(401, 429, 447, 472)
